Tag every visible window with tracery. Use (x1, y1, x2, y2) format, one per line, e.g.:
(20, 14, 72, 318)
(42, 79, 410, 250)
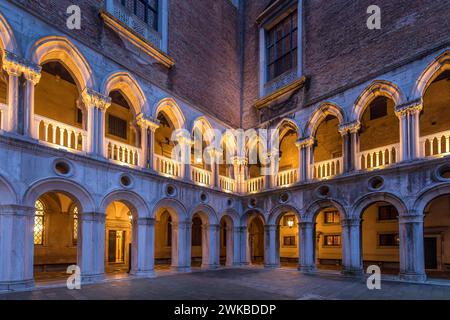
(72, 206, 79, 245)
(34, 200, 45, 245)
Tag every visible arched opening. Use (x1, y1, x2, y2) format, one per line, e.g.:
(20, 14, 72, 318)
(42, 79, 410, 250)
(361, 202, 400, 275)
(191, 212, 209, 268)
(277, 125, 299, 187)
(423, 194, 450, 279)
(219, 215, 234, 266)
(359, 96, 399, 170)
(247, 214, 265, 265)
(35, 61, 85, 151)
(191, 122, 213, 186)
(154, 207, 179, 271)
(278, 212, 299, 268)
(154, 111, 181, 178)
(420, 70, 450, 157)
(0, 53, 8, 130)
(33, 192, 80, 282)
(247, 137, 267, 193)
(314, 208, 343, 271)
(105, 90, 140, 166)
(219, 137, 236, 192)
(313, 115, 342, 180)
(104, 201, 134, 276)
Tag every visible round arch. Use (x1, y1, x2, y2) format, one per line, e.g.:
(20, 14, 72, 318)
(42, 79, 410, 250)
(27, 36, 94, 90)
(154, 98, 186, 130)
(100, 190, 150, 219)
(268, 204, 301, 225)
(0, 174, 18, 205)
(189, 204, 219, 225)
(0, 12, 18, 53)
(305, 102, 346, 138)
(414, 183, 450, 216)
(219, 208, 240, 227)
(352, 192, 408, 219)
(412, 51, 450, 101)
(352, 80, 406, 122)
(151, 197, 187, 222)
(101, 71, 147, 116)
(303, 198, 348, 223)
(23, 178, 96, 213)
(241, 208, 266, 226)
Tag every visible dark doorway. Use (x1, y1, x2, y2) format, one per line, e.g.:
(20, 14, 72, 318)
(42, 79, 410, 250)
(424, 237, 438, 270)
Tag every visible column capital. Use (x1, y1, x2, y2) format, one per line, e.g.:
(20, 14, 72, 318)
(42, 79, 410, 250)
(81, 88, 112, 110)
(136, 217, 156, 226)
(232, 156, 247, 166)
(399, 214, 424, 224)
(341, 218, 361, 227)
(264, 224, 279, 231)
(174, 130, 193, 146)
(0, 204, 35, 216)
(2, 51, 42, 79)
(395, 99, 423, 117)
(338, 121, 361, 135)
(206, 146, 223, 159)
(299, 221, 314, 228)
(296, 136, 314, 148)
(81, 212, 106, 222)
(136, 113, 160, 131)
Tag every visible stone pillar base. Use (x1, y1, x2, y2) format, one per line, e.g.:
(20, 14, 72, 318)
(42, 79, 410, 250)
(341, 268, 364, 277)
(171, 266, 191, 273)
(399, 272, 427, 282)
(264, 263, 280, 269)
(240, 262, 250, 266)
(0, 279, 34, 291)
(130, 270, 156, 278)
(298, 265, 316, 273)
(81, 273, 105, 284)
(201, 264, 219, 270)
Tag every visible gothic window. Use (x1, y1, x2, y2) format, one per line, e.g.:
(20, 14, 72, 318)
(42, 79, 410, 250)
(72, 206, 79, 246)
(34, 200, 45, 245)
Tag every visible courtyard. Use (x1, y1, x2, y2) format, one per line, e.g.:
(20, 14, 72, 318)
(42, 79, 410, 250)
(1, 268, 450, 300)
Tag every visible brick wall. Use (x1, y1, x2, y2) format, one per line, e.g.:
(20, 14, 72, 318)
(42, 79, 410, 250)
(9, 0, 240, 127)
(242, 0, 450, 129)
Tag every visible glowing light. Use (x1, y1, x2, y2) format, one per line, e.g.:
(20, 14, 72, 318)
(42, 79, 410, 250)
(287, 218, 294, 228)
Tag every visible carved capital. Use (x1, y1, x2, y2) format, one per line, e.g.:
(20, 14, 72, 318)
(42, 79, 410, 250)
(338, 121, 361, 135)
(395, 99, 423, 117)
(232, 156, 248, 166)
(81, 88, 112, 110)
(136, 113, 160, 131)
(296, 137, 314, 148)
(2, 51, 42, 81)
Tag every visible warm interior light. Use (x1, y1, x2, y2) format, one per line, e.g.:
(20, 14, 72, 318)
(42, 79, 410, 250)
(287, 219, 294, 228)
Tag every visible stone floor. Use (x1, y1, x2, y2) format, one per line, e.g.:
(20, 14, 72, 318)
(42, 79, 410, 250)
(2, 268, 450, 300)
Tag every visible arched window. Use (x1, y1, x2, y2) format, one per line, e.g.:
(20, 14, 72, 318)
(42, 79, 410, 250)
(72, 206, 79, 246)
(34, 200, 45, 245)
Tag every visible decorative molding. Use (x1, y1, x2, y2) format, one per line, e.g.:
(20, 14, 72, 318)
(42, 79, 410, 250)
(100, 10, 175, 69)
(338, 121, 361, 135)
(296, 136, 314, 148)
(395, 99, 423, 117)
(136, 113, 160, 131)
(81, 88, 112, 110)
(255, 76, 306, 110)
(2, 51, 42, 81)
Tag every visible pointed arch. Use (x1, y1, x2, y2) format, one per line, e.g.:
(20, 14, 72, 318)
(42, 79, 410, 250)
(154, 98, 186, 130)
(412, 50, 450, 101)
(352, 80, 406, 122)
(101, 72, 147, 116)
(191, 116, 215, 144)
(27, 36, 94, 90)
(273, 118, 300, 140)
(0, 12, 18, 53)
(305, 102, 346, 137)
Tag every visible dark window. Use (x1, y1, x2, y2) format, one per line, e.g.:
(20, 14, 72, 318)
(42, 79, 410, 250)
(379, 234, 399, 247)
(283, 236, 296, 246)
(324, 211, 340, 224)
(324, 235, 341, 247)
(192, 217, 202, 246)
(121, 0, 159, 31)
(378, 205, 398, 221)
(370, 97, 388, 120)
(108, 115, 128, 140)
(76, 108, 83, 125)
(266, 10, 298, 81)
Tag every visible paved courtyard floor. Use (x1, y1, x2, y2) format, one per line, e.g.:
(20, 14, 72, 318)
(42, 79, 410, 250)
(1, 268, 450, 300)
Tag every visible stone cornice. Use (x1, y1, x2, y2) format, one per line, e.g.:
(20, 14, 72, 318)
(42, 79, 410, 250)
(395, 99, 423, 117)
(255, 76, 306, 110)
(81, 88, 112, 110)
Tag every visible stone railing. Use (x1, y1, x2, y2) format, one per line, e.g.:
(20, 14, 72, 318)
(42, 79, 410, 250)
(105, 138, 140, 166)
(154, 154, 182, 178)
(34, 115, 87, 152)
(276, 168, 299, 187)
(247, 176, 265, 193)
(0, 103, 7, 130)
(358, 143, 400, 170)
(313, 157, 343, 180)
(421, 130, 450, 158)
(191, 166, 211, 186)
(219, 175, 236, 193)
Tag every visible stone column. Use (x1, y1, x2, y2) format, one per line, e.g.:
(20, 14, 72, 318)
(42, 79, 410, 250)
(296, 137, 314, 182)
(137, 113, 160, 170)
(81, 88, 111, 156)
(175, 131, 192, 181)
(0, 205, 34, 291)
(171, 221, 191, 272)
(233, 156, 247, 194)
(239, 226, 250, 265)
(341, 218, 364, 276)
(395, 100, 423, 161)
(2, 52, 22, 133)
(22, 65, 42, 138)
(202, 224, 220, 269)
(130, 217, 155, 278)
(399, 214, 426, 282)
(338, 121, 361, 172)
(264, 224, 280, 268)
(298, 221, 315, 272)
(79, 212, 106, 283)
(207, 147, 221, 189)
